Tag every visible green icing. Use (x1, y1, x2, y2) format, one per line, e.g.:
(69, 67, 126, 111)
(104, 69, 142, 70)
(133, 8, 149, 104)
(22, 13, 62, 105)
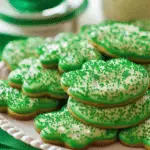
(8, 58, 67, 99)
(80, 20, 117, 34)
(119, 118, 150, 147)
(68, 90, 150, 128)
(2, 37, 45, 70)
(61, 58, 149, 106)
(0, 80, 9, 107)
(35, 107, 65, 131)
(35, 107, 117, 149)
(40, 33, 102, 72)
(132, 20, 150, 31)
(54, 32, 75, 42)
(39, 98, 59, 110)
(8, 58, 40, 85)
(7, 88, 39, 114)
(88, 23, 150, 62)
(37, 37, 54, 55)
(0, 80, 59, 115)
(143, 64, 150, 88)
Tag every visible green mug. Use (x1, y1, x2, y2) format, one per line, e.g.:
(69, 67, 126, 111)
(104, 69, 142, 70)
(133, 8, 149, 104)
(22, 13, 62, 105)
(8, 0, 64, 13)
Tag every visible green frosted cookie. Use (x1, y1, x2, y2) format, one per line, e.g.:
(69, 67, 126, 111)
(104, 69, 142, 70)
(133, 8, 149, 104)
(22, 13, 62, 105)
(144, 64, 150, 88)
(40, 33, 103, 72)
(2, 37, 45, 70)
(54, 32, 75, 42)
(80, 20, 118, 34)
(0, 80, 8, 112)
(8, 58, 40, 89)
(0, 80, 59, 120)
(88, 23, 150, 63)
(8, 58, 67, 99)
(68, 90, 150, 129)
(61, 58, 149, 107)
(119, 118, 150, 149)
(35, 107, 117, 149)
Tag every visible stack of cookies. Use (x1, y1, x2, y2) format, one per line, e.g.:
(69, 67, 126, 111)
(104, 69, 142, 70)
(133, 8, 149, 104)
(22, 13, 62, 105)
(0, 32, 103, 120)
(0, 37, 68, 120)
(1, 22, 150, 150)
(34, 23, 150, 149)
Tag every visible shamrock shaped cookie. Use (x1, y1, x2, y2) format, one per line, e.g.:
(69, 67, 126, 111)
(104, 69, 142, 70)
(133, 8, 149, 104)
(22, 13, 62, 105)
(2, 37, 45, 70)
(119, 118, 150, 149)
(40, 34, 103, 72)
(68, 90, 150, 129)
(87, 23, 150, 63)
(8, 58, 67, 99)
(35, 107, 117, 149)
(61, 58, 149, 107)
(0, 80, 60, 120)
(8, 58, 40, 89)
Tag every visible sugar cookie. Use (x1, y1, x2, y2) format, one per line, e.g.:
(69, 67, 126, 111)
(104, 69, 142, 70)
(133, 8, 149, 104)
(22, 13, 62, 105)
(68, 91, 150, 129)
(119, 118, 150, 149)
(35, 107, 117, 149)
(8, 58, 67, 99)
(2, 37, 45, 70)
(0, 80, 59, 120)
(61, 58, 149, 107)
(40, 34, 103, 72)
(8, 58, 39, 89)
(88, 23, 150, 63)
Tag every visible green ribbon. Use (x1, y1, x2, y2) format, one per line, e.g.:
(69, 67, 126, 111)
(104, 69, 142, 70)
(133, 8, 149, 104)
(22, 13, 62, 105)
(0, 128, 39, 150)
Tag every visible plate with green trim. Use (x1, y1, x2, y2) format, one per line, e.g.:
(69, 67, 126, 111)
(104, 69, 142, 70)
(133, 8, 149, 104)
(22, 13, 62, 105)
(0, 0, 88, 26)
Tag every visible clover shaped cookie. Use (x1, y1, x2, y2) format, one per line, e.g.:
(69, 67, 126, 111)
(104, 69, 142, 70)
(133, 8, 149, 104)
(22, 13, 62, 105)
(119, 118, 150, 149)
(68, 90, 150, 129)
(0, 80, 60, 120)
(61, 58, 149, 107)
(2, 37, 45, 70)
(34, 107, 117, 149)
(40, 34, 103, 72)
(8, 58, 40, 89)
(87, 23, 150, 63)
(8, 58, 67, 99)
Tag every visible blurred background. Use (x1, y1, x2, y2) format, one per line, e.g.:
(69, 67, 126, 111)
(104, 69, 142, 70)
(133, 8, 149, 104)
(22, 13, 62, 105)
(1, 0, 150, 37)
(0, 0, 102, 36)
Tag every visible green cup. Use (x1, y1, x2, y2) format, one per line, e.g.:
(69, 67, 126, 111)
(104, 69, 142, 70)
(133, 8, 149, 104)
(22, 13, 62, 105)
(8, 0, 64, 13)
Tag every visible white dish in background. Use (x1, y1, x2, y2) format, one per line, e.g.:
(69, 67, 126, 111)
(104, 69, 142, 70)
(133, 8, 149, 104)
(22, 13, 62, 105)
(0, 0, 82, 20)
(0, 0, 88, 36)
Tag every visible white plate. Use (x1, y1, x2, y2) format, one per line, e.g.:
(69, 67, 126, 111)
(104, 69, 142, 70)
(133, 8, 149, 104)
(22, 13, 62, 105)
(0, 114, 144, 150)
